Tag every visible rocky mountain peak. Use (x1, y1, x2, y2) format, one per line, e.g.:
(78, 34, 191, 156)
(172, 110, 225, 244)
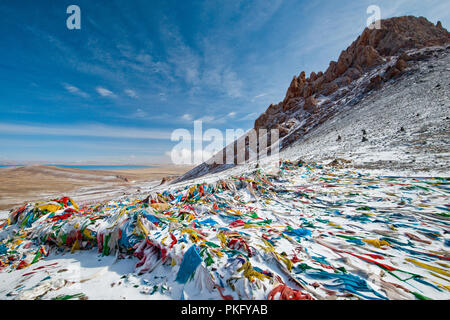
(176, 16, 450, 183)
(254, 16, 450, 131)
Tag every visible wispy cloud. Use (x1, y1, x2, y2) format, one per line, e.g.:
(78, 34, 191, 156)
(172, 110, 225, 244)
(159, 19, 201, 86)
(250, 92, 270, 102)
(63, 83, 90, 98)
(253, 93, 268, 100)
(0, 137, 164, 152)
(124, 89, 138, 98)
(221, 69, 243, 98)
(196, 115, 216, 123)
(132, 108, 148, 119)
(0, 122, 172, 140)
(158, 17, 248, 100)
(107, 108, 174, 122)
(181, 114, 193, 121)
(238, 0, 284, 32)
(238, 112, 258, 121)
(96, 87, 117, 98)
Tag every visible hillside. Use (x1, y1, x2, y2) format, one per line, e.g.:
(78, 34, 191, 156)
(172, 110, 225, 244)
(176, 16, 450, 183)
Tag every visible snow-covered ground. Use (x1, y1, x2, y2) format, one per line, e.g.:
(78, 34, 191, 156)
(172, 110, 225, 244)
(1, 160, 449, 300)
(0, 211, 8, 221)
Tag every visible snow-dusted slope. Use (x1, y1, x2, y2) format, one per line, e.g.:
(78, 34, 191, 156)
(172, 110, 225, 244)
(281, 45, 450, 176)
(177, 16, 450, 183)
(176, 45, 449, 184)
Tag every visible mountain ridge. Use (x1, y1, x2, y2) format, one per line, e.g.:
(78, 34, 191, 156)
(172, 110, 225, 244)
(254, 16, 449, 132)
(175, 16, 450, 184)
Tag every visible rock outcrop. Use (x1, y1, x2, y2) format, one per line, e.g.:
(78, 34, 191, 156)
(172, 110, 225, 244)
(304, 96, 318, 113)
(254, 16, 450, 131)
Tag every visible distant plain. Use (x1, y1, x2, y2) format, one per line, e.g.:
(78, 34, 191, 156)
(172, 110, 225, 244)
(0, 164, 194, 211)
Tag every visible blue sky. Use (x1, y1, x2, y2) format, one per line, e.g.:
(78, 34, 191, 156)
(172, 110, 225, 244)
(0, 0, 448, 164)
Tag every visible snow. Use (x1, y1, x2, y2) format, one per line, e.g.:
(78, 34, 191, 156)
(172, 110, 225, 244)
(0, 211, 8, 220)
(1, 160, 449, 300)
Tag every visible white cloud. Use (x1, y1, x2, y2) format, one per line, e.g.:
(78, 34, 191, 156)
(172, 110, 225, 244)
(239, 0, 284, 32)
(198, 42, 245, 99)
(196, 115, 216, 123)
(253, 93, 268, 100)
(238, 112, 258, 121)
(167, 148, 213, 165)
(181, 114, 193, 121)
(228, 112, 236, 118)
(124, 89, 138, 98)
(222, 69, 243, 98)
(160, 22, 201, 86)
(63, 83, 90, 98)
(0, 137, 164, 152)
(132, 108, 148, 118)
(0, 122, 172, 140)
(96, 87, 116, 98)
